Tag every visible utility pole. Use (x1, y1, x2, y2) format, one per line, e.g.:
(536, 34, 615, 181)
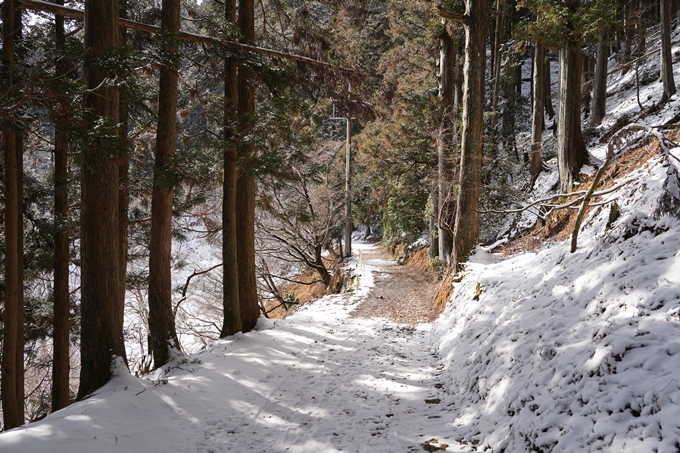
(345, 117, 352, 257)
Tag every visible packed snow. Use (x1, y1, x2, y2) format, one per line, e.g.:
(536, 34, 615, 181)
(0, 243, 470, 453)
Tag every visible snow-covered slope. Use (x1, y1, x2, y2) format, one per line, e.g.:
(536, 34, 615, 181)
(432, 145, 680, 451)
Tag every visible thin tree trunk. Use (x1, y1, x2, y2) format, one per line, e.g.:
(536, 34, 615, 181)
(221, 0, 241, 337)
(345, 117, 352, 258)
(2, 0, 25, 429)
(530, 40, 545, 188)
(660, 0, 676, 103)
(451, 0, 488, 271)
(78, 0, 127, 399)
(489, 0, 504, 141)
(622, 1, 633, 69)
(237, 0, 260, 332)
(557, 1, 588, 193)
(148, 0, 182, 369)
(591, 31, 609, 125)
(544, 56, 555, 119)
(51, 0, 70, 412)
(636, 0, 646, 56)
(429, 188, 439, 260)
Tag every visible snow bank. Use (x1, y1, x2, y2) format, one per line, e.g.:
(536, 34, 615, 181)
(432, 151, 680, 452)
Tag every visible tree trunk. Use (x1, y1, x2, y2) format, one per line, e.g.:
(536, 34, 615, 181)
(530, 40, 545, 188)
(636, 0, 646, 57)
(52, 0, 70, 413)
(591, 31, 609, 125)
(118, 0, 130, 371)
(345, 117, 352, 258)
(544, 56, 555, 119)
(438, 24, 454, 267)
(78, 0, 127, 399)
(622, 1, 634, 69)
(489, 0, 505, 140)
(451, 0, 488, 271)
(2, 0, 25, 429)
(221, 0, 241, 338)
(557, 1, 588, 193)
(148, 0, 181, 369)
(148, 0, 182, 369)
(236, 0, 259, 332)
(660, 0, 676, 103)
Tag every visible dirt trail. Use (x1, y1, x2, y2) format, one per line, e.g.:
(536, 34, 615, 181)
(351, 245, 441, 325)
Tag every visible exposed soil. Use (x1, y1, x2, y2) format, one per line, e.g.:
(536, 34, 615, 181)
(350, 245, 441, 326)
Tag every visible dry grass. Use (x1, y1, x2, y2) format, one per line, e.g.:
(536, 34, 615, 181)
(263, 258, 349, 319)
(434, 273, 454, 314)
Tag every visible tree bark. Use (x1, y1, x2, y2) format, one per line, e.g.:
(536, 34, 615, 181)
(660, 0, 676, 103)
(451, 0, 488, 271)
(345, 117, 352, 258)
(557, 0, 588, 193)
(2, 0, 25, 429)
(148, 0, 182, 369)
(544, 56, 555, 119)
(489, 0, 505, 140)
(78, 0, 127, 399)
(438, 24, 454, 267)
(591, 31, 609, 125)
(530, 40, 545, 188)
(51, 0, 70, 413)
(118, 0, 130, 367)
(221, 0, 241, 338)
(237, 0, 260, 332)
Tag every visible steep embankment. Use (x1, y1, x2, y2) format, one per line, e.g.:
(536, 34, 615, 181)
(432, 138, 680, 452)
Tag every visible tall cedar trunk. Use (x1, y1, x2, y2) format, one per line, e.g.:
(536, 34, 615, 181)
(438, 24, 454, 267)
(451, 0, 488, 271)
(237, 0, 260, 332)
(530, 41, 545, 188)
(221, 0, 241, 337)
(591, 32, 609, 125)
(557, 1, 588, 194)
(52, 1, 70, 413)
(544, 57, 555, 119)
(148, 0, 181, 368)
(78, 0, 127, 399)
(2, 0, 25, 429)
(660, 0, 676, 103)
(489, 0, 504, 141)
(118, 0, 130, 372)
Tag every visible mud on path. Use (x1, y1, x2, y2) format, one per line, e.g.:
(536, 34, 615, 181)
(350, 244, 441, 326)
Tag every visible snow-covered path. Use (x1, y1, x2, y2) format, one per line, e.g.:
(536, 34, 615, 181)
(0, 243, 466, 453)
